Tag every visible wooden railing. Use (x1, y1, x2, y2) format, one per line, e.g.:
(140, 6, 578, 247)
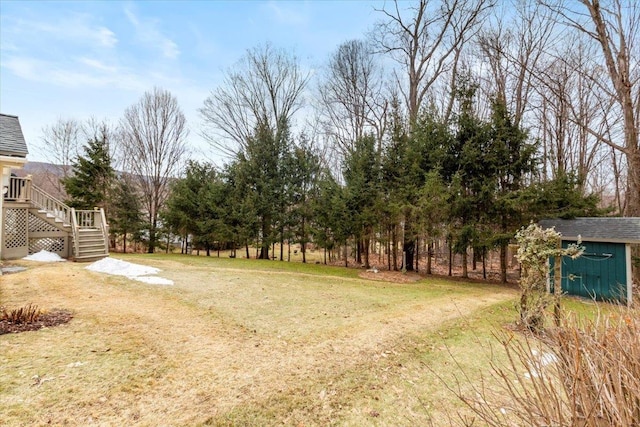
(4, 176, 32, 202)
(74, 209, 101, 228)
(71, 207, 109, 256)
(99, 207, 110, 254)
(31, 184, 72, 226)
(71, 208, 80, 257)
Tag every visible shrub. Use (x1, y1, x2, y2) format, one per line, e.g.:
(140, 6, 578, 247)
(1, 304, 42, 324)
(456, 308, 640, 426)
(514, 224, 583, 332)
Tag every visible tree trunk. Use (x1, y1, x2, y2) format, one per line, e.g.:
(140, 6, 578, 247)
(472, 247, 477, 270)
(364, 236, 370, 269)
(280, 226, 284, 261)
(448, 238, 453, 277)
(344, 243, 348, 267)
(392, 227, 398, 271)
(404, 239, 415, 271)
(301, 218, 306, 263)
(426, 240, 432, 275)
(259, 216, 271, 260)
(482, 249, 487, 280)
(462, 249, 468, 278)
(626, 149, 640, 216)
(148, 218, 157, 253)
(387, 226, 391, 271)
(500, 242, 508, 283)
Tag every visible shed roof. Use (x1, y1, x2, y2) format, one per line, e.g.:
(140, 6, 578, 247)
(539, 217, 640, 244)
(0, 114, 29, 157)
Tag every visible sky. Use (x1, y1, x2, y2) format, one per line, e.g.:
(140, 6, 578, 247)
(0, 0, 386, 164)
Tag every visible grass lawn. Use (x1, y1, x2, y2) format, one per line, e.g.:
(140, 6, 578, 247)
(0, 254, 600, 426)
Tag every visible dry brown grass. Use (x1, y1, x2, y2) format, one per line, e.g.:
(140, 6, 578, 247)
(2, 254, 523, 426)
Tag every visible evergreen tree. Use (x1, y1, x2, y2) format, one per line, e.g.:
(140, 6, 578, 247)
(233, 118, 292, 259)
(163, 161, 223, 256)
(222, 160, 258, 258)
(487, 98, 538, 282)
(344, 134, 380, 268)
(111, 176, 144, 253)
(287, 134, 323, 263)
(381, 102, 412, 270)
(62, 135, 114, 211)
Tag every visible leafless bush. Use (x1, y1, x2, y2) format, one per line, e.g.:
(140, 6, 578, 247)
(454, 308, 640, 426)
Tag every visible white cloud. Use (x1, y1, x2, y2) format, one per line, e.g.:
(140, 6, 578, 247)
(1, 55, 146, 91)
(265, 1, 309, 26)
(8, 15, 118, 50)
(124, 6, 180, 59)
(2, 56, 41, 80)
(77, 57, 119, 73)
(96, 27, 118, 48)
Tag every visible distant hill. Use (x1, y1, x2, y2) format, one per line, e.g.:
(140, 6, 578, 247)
(13, 161, 69, 201)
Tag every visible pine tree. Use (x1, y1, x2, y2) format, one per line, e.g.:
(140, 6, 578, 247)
(62, 135, 114, 211)
(111, 177, 144, 253)
(344, 134, 380, 268)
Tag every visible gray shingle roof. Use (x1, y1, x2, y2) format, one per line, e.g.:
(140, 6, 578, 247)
(539, 217, 640, 244)
(0, 114, 29, 157)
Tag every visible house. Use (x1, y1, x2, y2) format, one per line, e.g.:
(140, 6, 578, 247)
(539, 217, 640, 305)
(1, 113, 109, 261)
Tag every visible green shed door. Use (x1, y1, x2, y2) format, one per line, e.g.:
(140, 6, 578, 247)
(551, 241, 627, 303)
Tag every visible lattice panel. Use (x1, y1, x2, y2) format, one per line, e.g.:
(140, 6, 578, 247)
(29, 237, 66, 255)
(28, 212, 59, 233)
(4, 208, 28, 249)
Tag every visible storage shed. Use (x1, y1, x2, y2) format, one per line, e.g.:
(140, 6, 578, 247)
(539, 217, 640, 305)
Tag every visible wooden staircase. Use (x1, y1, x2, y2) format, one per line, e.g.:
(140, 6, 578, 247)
(73, 223, 109, 262)
(3, 176, 109, 261)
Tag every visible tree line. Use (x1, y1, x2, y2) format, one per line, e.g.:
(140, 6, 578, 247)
(39, 0, 637, 281)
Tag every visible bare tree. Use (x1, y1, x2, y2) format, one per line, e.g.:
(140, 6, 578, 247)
(476, 0, 557, 127)
(200, 43, 310, 157)
(545, 0, 640, 216)
(119, 87, 189, 253)
(372, 0, 494, 127)
(533, 41, 608, 190)
(317, 39, 389, 157)
(38, 118, 81, 197)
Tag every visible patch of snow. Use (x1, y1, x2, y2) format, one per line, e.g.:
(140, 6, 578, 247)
(23, 250, 66, 262)
(85, 257, 173, 285)
(525, 350, 558, 379)
(133, 276, 174, 286)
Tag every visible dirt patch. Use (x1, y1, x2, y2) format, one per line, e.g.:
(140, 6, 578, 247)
(359, 270, 422, 283)
(0, 308, 73, 335)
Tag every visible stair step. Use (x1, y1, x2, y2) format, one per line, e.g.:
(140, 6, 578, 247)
(78, 236, 105, 241)
(79, 245, 106, 251)
(75, 255, 109, 262)
(77, 247, 107, 254)
(78, 250, 108, 257)
(79, 242, 105, 247)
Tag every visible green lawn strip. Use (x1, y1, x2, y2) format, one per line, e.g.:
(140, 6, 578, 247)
(116, 253, 362, 279)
